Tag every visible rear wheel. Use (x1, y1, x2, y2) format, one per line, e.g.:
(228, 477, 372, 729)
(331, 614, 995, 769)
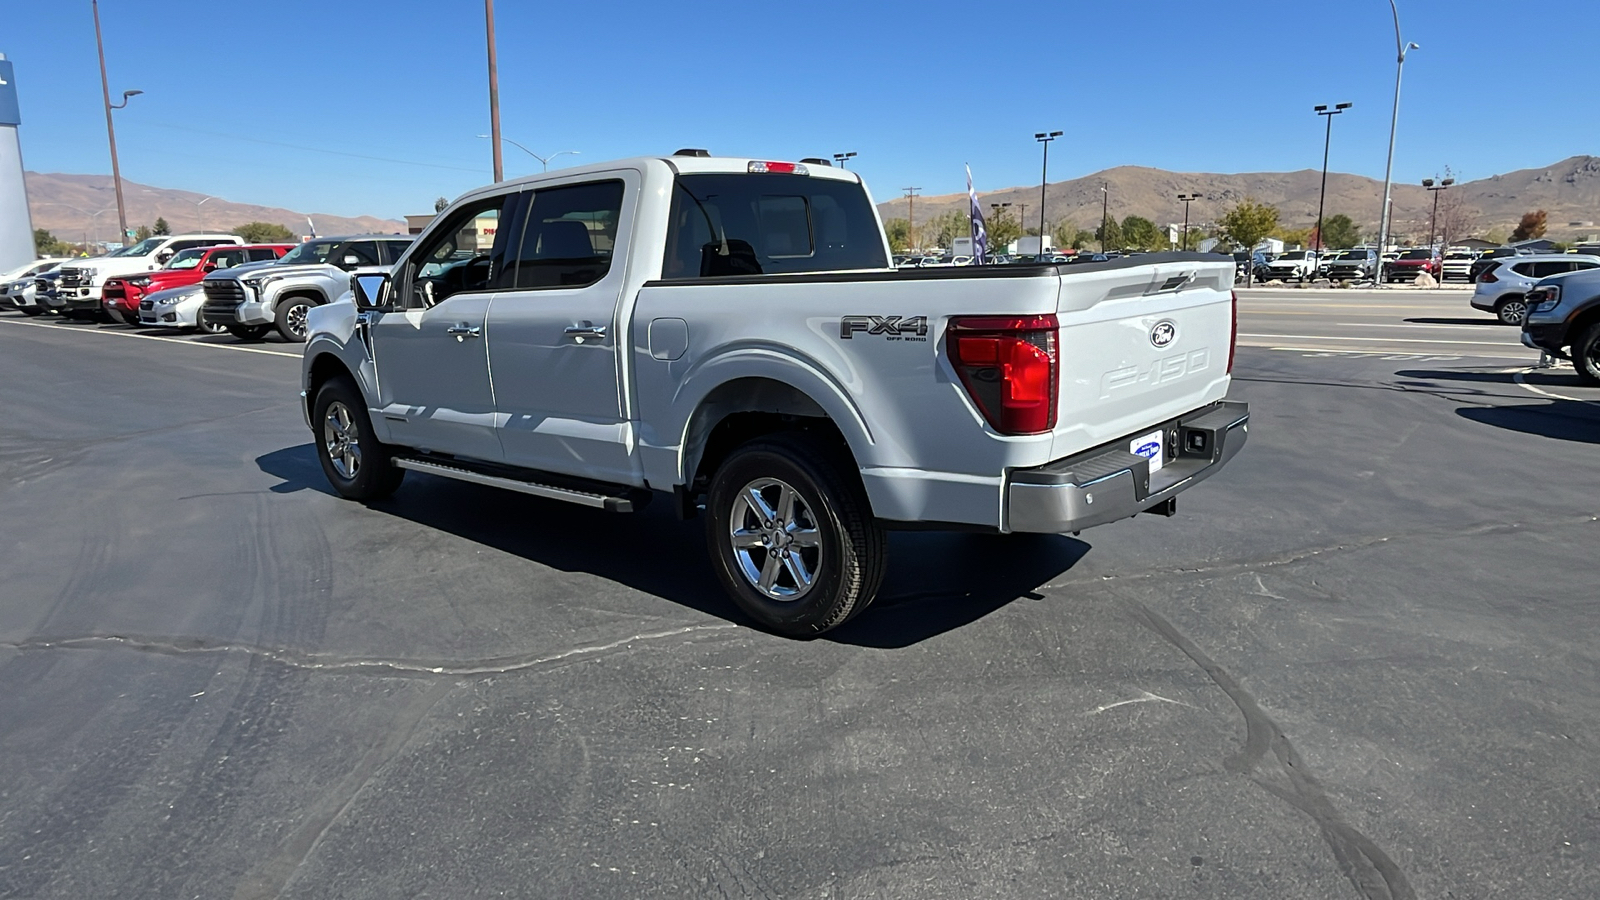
(275, 297, 315, 342)
(1495, 296, 1528, 326)
(194, 316, 228, 335)
(1573, 322, 1600, 387)
(227, 324, 271, 342)
(705, 433, 886, 637)
(313, 377, 405, 500)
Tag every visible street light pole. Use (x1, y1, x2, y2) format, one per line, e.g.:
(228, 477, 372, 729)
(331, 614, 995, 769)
(484, 0, 503, 182)
(1034, 131, 1061, 255)
(1177, 193, 1201, 251)
(93, 0, 139, 246)
(990, 202, 1011, 251)
(1313, 102, 1351, 256)
(1100, 183, 1109, 252)
(1423, 176, 1453, 253)
(832, 151, 857, 169)
(477, 135, 579, 172)
(902, 187, 921, 252)
(195, 196, 213, 233)
(1376, 0, 1419, 281)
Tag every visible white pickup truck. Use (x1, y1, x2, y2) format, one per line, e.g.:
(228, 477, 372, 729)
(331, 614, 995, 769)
(301, 153, 1249, 636)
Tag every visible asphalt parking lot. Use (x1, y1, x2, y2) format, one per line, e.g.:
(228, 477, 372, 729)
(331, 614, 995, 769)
(1, 293, 1597, 900)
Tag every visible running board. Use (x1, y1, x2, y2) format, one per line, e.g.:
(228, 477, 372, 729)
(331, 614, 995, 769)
(394, 458, 642, 512)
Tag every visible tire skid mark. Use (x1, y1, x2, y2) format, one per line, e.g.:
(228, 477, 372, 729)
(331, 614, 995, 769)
(1124, 598, 1416, 900)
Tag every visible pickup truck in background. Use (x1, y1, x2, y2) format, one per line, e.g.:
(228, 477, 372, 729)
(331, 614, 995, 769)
(302, 153, 1249, 636)
(103, 244, 294, 325)
(201, 234, 413, 342)
(56, 233, 245, 321)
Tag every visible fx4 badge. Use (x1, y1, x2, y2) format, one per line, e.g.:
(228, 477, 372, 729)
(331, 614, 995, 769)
(840, 315, 929, 341)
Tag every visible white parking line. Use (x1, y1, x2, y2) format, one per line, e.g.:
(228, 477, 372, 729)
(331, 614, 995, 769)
(1239, 332, 1525, 347)
(1332, 322, 1499, 331)
(0, 317, 301, 358)
(1250, 344, 1526, 361)
(1512, 369, 1600, 406)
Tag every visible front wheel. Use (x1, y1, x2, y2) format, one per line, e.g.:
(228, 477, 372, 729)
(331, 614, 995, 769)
(705, 433, 886, 637)
(19, 306, 43, 317)
(1573, 322, 1600, 387)
(227, 324, 271, 342)
(193, 316, 228, 335)
(275, 297, 314, 342)
(312, 378, 405, 501)
(1495, 297, 1528, 326)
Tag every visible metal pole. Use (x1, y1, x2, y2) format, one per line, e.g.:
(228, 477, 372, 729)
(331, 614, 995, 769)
(1427, 181, 1439, 252)
(1316, 111, 1333, 255)
(1377, 0, 1417, 283)
(1100, 184, 1109, 252)
(92, 0, 129, 245)
(1034, 131, 1060, 256)
(485, 0, 503, 183)
(902, 187, 920, 253)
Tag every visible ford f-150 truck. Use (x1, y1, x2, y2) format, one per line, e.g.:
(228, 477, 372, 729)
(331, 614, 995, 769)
(301, 153, 1250, 636)
(57, 233, 245, 320)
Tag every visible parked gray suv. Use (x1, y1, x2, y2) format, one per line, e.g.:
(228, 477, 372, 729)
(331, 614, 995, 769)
(200, 235, 413, 341)
(1521, 266, 1600, 384)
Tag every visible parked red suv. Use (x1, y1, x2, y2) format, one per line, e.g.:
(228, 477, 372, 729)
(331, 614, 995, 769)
(103, 244, 295, 325)
(1382, 248, 1441, 284)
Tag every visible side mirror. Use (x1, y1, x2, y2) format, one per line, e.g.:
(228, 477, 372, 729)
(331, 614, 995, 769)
(156, 250, 174, 263)
(352, 273, 390, 311)
(202, 263, 217, 272)
(343, 255, 362, 266)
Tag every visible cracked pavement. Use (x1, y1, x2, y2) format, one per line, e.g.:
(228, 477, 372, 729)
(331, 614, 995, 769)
(1, 308, 1598, 899)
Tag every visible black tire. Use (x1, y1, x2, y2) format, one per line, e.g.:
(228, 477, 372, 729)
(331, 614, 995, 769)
(1495, 296, 1528, 326)
(193, 317, 228, 335)
(704, 433, 886, 637)
(227, 324, 271, 342)
(275, 296, 315, 343)
(312, 377, 405, 501)
(1573, 322, 1600, 387)
(19, 306, 43, 317)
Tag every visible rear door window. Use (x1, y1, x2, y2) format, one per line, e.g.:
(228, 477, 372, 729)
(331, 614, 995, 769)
(663, 173, 888, 279)
(379, 241, 414, 265)
(335, 241, 381, 270)
(500, 180, 623, 290)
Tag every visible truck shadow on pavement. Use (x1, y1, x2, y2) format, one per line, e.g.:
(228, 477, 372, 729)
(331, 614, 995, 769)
(1391, 369, 1600, 445)
(256, 443, 1092, 646)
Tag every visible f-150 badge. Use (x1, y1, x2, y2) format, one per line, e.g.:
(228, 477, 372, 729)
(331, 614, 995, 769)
(840, 315, 928, 340)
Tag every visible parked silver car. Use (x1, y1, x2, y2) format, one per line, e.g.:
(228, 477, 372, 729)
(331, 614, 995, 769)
(137, 283, 223, 333)
(1471, 253, 1600, 325)
(1320, 249, 1378, 282)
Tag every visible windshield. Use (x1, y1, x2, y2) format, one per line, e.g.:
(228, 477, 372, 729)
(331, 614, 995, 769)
(1278, 251, 1308, 260)
(1336, 251, 1367, 260)
(1399, 249, 1432, 260)
(277, 239, 340, 266)
(164, 248, 208, 270)
(116, 238, 165, 258)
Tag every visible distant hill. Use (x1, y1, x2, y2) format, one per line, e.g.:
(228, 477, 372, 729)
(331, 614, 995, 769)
(25, 172, 405, 241)
(877, 156, 1600, 242)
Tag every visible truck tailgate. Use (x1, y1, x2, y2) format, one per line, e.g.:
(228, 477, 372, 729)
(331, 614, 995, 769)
(1051, 258, 1235, 459)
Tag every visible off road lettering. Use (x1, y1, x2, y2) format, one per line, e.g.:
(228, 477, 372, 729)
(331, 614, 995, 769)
(840, 315, 928, 339)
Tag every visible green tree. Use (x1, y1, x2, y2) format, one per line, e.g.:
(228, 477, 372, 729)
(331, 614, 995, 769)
(232, 221, 297, 243)
(134, 224, 153, 242)
(434, 196, 450, 213)
(987, 208, 1022, 253)
(923, 209, 971, 250)
(1319, 214, 1361, 249)
(1096, 216, 1123, 252)
(34, 228, 70, 256)
(1120, 215, 1164, 251)
(1051, 219, 1079, 251)
(1219, 198, 1279, 285)
(883, 218, 911, 254)
(152, 217, 171, 236)
(1511, 209, 1547, 242)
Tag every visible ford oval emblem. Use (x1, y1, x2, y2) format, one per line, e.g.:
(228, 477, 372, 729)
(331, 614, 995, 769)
(1150, 320, 1177, 348)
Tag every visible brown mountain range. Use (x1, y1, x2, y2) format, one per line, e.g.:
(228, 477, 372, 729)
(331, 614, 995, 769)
(25, 172, 405, 243)
(877, 156, 1600, 242)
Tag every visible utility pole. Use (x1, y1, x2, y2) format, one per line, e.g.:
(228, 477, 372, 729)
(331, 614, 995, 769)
(1424, 176, 1453, 253)
(1177, 193, 1201, 251)
(1100, 183, 1109, 252)
(1313, 102, 1351, 256)
(1034, 131, 1061, 256)
(92, 0, 132, 245)
(902, 187, 920, 252)
(485, 0, 503, 182)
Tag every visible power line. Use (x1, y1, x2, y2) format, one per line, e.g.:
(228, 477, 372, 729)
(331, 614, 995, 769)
(143, 122, 485, 173)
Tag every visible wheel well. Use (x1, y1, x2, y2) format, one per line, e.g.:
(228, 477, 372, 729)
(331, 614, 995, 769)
(306, 353, 356, 404)
(1569, 304, 1600, 344)
(1495, 293, 1524, 306)
(678, 378, 855, 518)
(277, 289, 326, 309)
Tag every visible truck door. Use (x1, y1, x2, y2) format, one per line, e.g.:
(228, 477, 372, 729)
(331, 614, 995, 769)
(370, 194, 514, 464)
(485, 173, 637, 484)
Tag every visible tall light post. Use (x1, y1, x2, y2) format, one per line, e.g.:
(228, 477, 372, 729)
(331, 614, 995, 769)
(43, 203, 114, 250)
(476, 135, 580, 172)
(195, 196, 213, 233)
(484, 0, 503, 182)
(902, 187, 921, 252)
(1423, 176, 1453, 252)
(1177, 193, 1201, 251)
(832, 151, 857, 169)
(1100, 183, 1109, 251)
(93, 0, 140, 247)
(1313, 102, 1352, 256)
(1376, 0, 1420, 275)
(990, 201, 1012, 251)
(1034, 131, 1061, 255)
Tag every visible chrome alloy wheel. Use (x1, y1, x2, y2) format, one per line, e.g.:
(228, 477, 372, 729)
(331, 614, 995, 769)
(323, 401, 362, 480)
(1498, 299, 1528, 326)
(729, 478, 822, 601)
(285, 303, 311, 339)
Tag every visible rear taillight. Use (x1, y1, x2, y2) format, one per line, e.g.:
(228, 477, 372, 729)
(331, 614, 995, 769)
(1478, 265, 1499, 283)
(1228, 290, 1238, 373)
(947, 315, 1059, 435)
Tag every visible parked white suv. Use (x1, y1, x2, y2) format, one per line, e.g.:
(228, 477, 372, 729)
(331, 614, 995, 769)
(56, 233, 245, 318)
(0, 257, 71, 315)
(1259, 250, 1321, 282)
(1471, 253, 1600, 325)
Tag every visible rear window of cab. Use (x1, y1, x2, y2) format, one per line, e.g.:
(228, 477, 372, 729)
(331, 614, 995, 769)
(663, 173, 888, 279)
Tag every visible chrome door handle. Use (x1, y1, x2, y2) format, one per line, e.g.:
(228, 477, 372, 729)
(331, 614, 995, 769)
(446, 323, 481, 342)
(564, 324, 607, 344)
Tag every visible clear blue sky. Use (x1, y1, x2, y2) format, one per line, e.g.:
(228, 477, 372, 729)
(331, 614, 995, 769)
(4, 0, 1595, 219)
